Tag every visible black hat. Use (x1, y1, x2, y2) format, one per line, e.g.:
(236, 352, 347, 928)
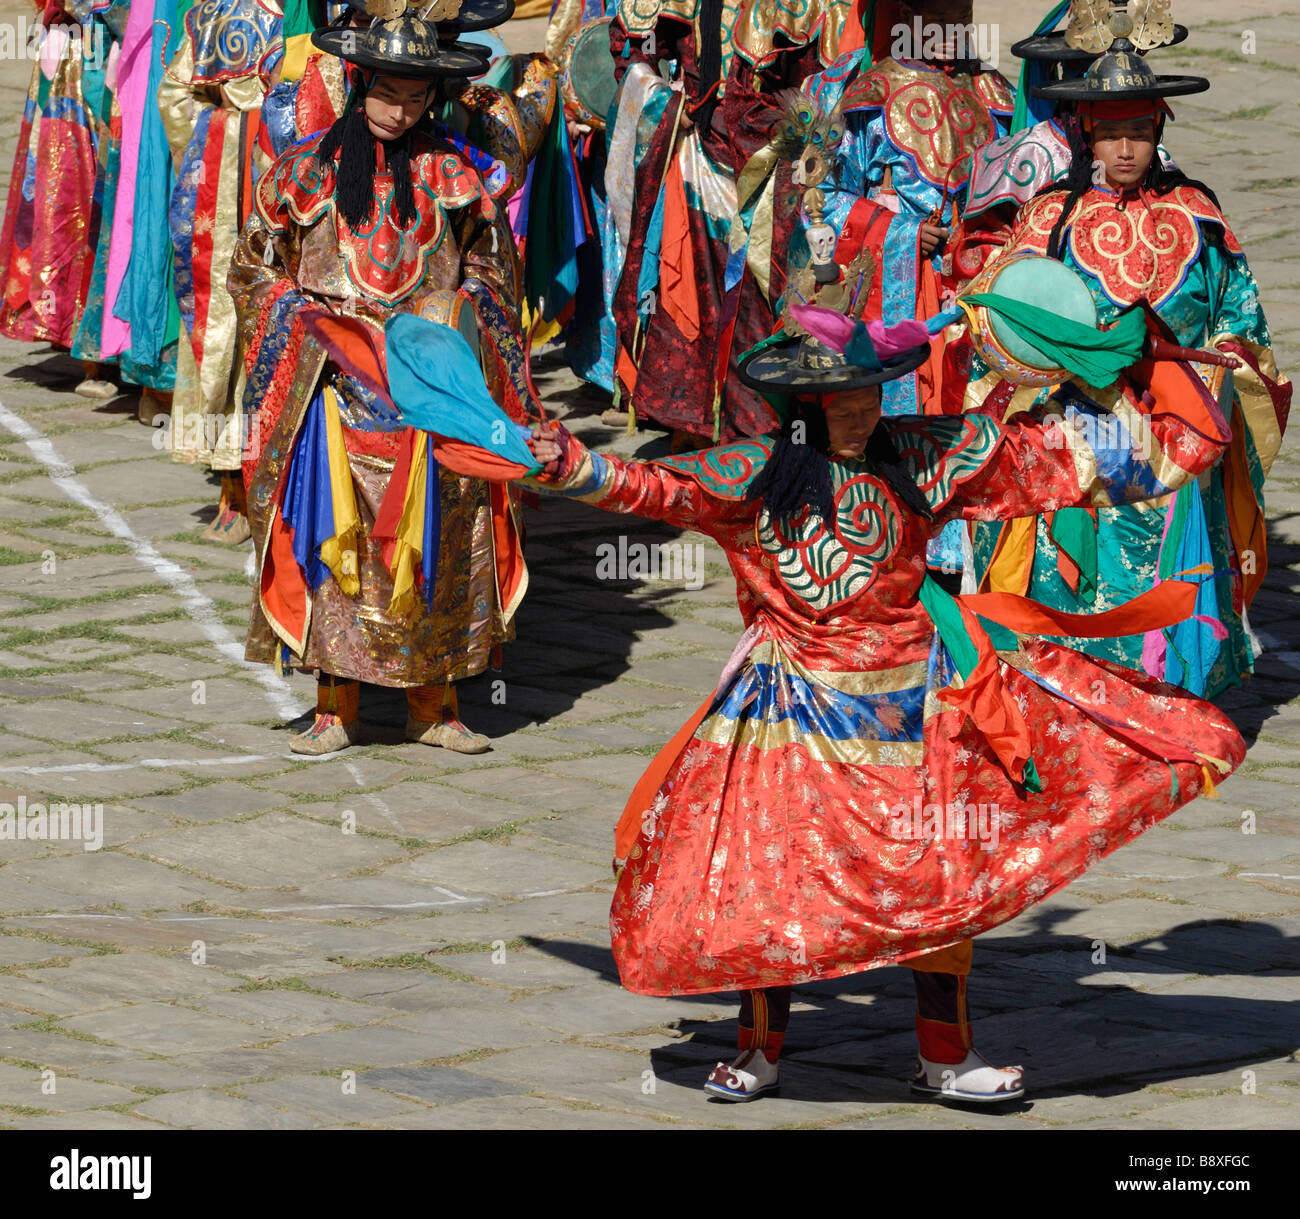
(1032, 46, 1208, 102)
(313, 7, 492, 78)
(437, 0, 514, 34)
(737, 333, 930, 394)
(1011, 23, 1187, 63)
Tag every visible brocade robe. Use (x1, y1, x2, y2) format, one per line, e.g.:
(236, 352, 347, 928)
(229, 128, 531, 686)
(965, 184, 1292, 698)
(525, 357, 1244, 995)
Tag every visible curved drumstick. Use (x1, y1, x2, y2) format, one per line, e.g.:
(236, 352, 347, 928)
(1146, 337, 1242, 369)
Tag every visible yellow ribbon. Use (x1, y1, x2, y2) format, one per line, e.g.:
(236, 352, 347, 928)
(318, 385, 360, 597)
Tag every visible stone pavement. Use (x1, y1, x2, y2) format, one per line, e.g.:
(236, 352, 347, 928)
(0, 2, 1296, 1131)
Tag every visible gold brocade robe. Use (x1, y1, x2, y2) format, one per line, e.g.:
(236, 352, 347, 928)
(228, 128, 529, 686)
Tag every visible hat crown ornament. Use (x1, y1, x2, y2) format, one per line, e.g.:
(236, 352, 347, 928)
(1065, 0, 1176, 56)
(356, 0, 463, 19)
(1032, 0, 1206, 102)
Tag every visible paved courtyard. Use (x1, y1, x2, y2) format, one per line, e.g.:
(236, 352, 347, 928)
(0, 2, 1295, 1130)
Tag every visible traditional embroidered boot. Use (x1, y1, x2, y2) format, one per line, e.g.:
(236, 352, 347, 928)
(704, 987, 790, 1101)
(201, 472, 252, 545)
(909, 971, 1024, 1103)
(405, 683, 490, 754)
(75, 361, 119, 400)
(291, 675, 362, 756)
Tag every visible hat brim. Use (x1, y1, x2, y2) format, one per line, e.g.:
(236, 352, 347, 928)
(737, 339, 931, 393)
(1033, 73, 1208, 101)
(313, 28, 491, 78)
(1011, 25, 1188, 62)
(438, 0, 515, 33)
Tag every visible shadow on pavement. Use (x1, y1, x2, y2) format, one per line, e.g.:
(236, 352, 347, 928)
(526, 907, 1299, 1106)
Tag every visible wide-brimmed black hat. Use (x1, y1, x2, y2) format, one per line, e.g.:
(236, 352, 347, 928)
(313, 10, 491, 78)
(1033, 47, 1207, 101)
(737, 333, 930, 394)
(438, 0, 513, 33)
(1011, 24, 1187, 62)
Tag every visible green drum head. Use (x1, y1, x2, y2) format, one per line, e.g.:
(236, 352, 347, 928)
(569, 19, 618, 127)
(988, 255, 1097, 371)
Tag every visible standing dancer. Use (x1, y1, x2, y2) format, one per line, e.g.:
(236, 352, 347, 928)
(606, 0, 847, 448)
(0, 4, 106, 370)
(966, 9, 1291, 699)
(229, 5, 531, 755)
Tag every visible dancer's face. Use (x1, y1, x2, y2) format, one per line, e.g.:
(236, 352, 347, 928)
(1090, 119, 1157, 189)
(364, 75, 434, 142)
(900, 0, 974, 57)
(823, 387, 882, 460)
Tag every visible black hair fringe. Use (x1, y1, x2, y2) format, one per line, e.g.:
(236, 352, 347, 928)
(694, 0, 725, 134)
(314, 83, 422, 231)
(743, 401, 937, 529)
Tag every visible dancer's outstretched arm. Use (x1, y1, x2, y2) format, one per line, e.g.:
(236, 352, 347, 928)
(523, 423, 758, 538)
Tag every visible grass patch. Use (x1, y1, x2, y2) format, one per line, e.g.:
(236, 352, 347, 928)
(0, 1057, 46, 1072)
(0, 928, 122, 956)
(330, 952, 478, 985)
(12, 1017, 119, 1046)
(441, 820, 528, 847)
(433, 937, 528, 957)
(1221, 104, 1278, 121)
(235, 976, 341, 998)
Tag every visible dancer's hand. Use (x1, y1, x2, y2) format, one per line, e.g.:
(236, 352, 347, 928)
(920, 223, 950, 257)
(528, 421, 566, 475)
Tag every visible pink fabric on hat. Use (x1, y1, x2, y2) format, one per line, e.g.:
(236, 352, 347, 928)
(787, 303, 929, 360)
(868, 317, 929, 357)
(787, 302, 855, 351)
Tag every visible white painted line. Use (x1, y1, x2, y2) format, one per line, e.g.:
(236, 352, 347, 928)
(0, 399, 305, 722)
(1238, 872, 1300, 881)
(257, 897, 480, 912)
(0, 755, 270, 775)
(1109, 873, 1202, 881)
(13, 891, 483, 919)
(343, 760, 404, 833)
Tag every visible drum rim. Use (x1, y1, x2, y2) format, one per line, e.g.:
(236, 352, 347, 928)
(977, 253, 1097, 374)
(566, 17, 618, 122)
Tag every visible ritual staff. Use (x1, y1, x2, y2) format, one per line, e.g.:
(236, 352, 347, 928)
(229, 6, 530, 755)
(492, 225, 1247, 1100)
(966, 23, 1291, 699)
(793, 0, 1014, 578)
